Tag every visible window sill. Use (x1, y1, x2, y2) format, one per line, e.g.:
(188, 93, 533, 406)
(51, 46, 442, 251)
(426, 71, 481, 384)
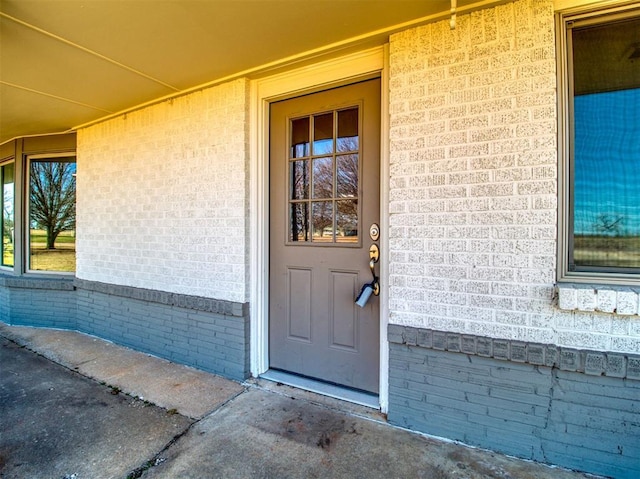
(556, 283, 640, 316)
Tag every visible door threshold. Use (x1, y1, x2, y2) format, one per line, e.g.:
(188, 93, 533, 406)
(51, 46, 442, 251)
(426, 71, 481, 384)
(260, 370, 379, 409)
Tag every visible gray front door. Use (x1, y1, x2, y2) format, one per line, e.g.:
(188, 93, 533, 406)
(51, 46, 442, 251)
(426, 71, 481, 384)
(269, 79, 380, 393)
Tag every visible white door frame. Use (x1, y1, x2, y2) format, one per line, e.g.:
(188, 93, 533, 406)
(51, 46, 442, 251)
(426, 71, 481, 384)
(249, 45, 390, 411)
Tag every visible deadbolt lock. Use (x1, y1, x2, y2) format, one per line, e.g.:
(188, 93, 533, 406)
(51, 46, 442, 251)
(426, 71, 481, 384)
(369, 223, 380, 241)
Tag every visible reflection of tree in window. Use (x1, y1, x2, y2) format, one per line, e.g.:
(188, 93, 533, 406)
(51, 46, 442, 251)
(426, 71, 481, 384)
(335, 110, 359, 241)
(1, 163, 14, 267)
(291, 160, 308, 200)
(288, 107, 360, 244)
(29, 159, 76, 272)
(313, 157, 333, 198)
(312, 201, 333, 239)
(337, 199, 358, 240)
(337, 153, 358, 198)
(291, 203, 308, 242)
(30, 161, 76, 250)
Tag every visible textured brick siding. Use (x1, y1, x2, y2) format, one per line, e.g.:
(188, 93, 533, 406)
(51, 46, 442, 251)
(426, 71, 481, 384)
(77, 79, 250, 303)
(545, 370, 640, 478)
(387, 0, 640, 354)
(9, 289, 76, 329)
(0, 277, 76, 329)
(389, 342, 640, 479)
(76, 287, 250, 380)
(0, 286, 7, 323)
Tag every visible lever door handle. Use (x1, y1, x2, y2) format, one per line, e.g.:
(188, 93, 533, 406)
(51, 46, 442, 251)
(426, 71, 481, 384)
(355, 243, 380, 307)
(369, 244, 380, 296)
(369, 244, 379, 263)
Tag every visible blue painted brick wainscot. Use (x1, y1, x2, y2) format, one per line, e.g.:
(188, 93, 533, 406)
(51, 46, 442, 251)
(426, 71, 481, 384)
(0, 275, 250, 381)
(387, 324, 640, 479)
(0, 275, 76, 329)
(74, 279, 250, 381)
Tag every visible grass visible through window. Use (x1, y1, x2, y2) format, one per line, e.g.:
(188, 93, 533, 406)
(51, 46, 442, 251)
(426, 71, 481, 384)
(29, 229, 75, 272)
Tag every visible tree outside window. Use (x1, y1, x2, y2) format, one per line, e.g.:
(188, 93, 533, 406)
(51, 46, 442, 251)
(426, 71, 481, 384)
(1, 162, 14, 268)
(29, 157, 76, 272)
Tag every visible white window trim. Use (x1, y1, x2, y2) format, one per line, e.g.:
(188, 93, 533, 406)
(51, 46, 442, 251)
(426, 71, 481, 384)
(249, 46, 390, 411)
(556, 3, 640, 286)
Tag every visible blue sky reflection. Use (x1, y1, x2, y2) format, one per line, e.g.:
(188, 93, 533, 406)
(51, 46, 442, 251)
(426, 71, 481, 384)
(573, 88, 640, 236)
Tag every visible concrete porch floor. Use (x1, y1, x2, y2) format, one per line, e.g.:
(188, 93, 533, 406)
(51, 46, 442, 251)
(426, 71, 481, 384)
(0, 323, 602, 479)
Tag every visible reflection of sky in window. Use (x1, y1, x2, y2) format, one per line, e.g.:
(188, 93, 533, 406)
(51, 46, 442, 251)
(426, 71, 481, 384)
(2, 164, 14, 218)
(292, 143, 309, 158)
(313, 139, 333, 155)
(3, 184, 12, 216)
(574, 88, 640, 235)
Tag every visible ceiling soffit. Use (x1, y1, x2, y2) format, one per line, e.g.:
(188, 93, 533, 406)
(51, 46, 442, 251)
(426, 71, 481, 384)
(1, 0, 497, 144)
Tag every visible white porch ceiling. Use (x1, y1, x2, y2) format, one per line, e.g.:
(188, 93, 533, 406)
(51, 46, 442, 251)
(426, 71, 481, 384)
(0, 0, 490, 145)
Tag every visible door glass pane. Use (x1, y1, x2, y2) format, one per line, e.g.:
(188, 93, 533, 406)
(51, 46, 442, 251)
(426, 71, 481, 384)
(312, 201, 333, 242)
(290, 202, 309, 242)
(290, 160, 309, 200)
(337, 154, 358, 198)
(29, 158, 76, 272)
(1, 163, 14, 267)
(312, 157, 333, 199)
(313, 113, 334, 155)
(336, 199, 358, 243)
(291, 117, 310, 158)
(287, 106, 360, 245)
(337, 108, 359, 152)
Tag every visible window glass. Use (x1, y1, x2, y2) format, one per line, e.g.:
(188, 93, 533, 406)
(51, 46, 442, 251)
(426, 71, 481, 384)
(312, 201, 333, 241)
(288, 108, 360, 244)
(567, 13, 640, 274)
(291, 117, 310, 158)
(290, 202, 309, 242)
(336, 199, 358, 243)
(313, 113, 334, 155)
(337, 108, 359, 152)
(337, 154, 358, 198)
(1, 162, 14, 268)
(312, 157, 333, 199)
(290, 160, 309, 200)
(28, 157, 76, 272)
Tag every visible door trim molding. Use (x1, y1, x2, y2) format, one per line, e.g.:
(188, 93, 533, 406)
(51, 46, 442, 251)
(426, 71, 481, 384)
(249, 46, 389, 411)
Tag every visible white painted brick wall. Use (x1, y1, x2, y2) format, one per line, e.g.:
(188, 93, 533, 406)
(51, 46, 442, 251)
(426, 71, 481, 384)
(388, 0, 640, 354)
(77, 79, 249, 303)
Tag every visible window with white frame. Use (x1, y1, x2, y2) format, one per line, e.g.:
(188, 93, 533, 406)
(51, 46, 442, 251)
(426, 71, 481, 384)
(27, 155, 76, 273)
(559, 5, 640, 281)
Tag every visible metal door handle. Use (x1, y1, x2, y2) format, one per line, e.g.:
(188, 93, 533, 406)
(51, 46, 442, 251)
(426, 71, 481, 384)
(369, 244, 380, 296)
(355, 243, 380, 307)
(369, 244, 379, 262)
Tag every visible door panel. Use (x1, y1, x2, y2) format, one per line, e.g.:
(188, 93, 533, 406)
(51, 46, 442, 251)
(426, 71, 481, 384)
(269, 79, 380, 393)
(330, 271, 359, 350)
(287, 268, 312, 341)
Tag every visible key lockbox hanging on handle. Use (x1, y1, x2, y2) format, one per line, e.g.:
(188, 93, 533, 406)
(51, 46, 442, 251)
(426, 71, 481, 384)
(355, 238, 380, 308)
